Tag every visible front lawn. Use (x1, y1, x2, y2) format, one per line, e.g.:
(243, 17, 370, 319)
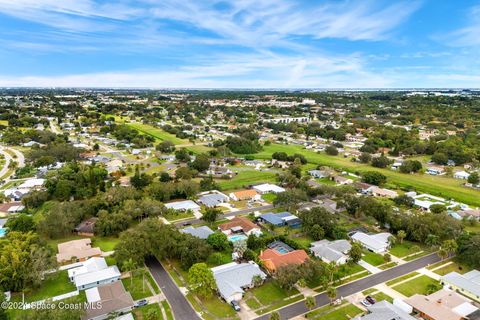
(187, 293, 237, 319)
(392, 275, 440, 297)
(389, 241, 423, 258)
(306, 303, 363, 320)
(433, 261, 472, 276)
(217, 170, 277, 190)
(133, 302, 164, 320)
(91, 236, 120, 252)
(261, 193, 277, 203)
(362, 251, 385, 266)
(122, 268, 160, 300)
(251, 280, 299, 305)
(371, 292, 393, 303)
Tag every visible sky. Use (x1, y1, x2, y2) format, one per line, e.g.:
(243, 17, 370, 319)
(0, 0, 480, 88)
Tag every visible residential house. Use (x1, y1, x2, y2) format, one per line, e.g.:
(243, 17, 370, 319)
(332, 175, 353, 185)
(218, 217, 262, 236)
(441, 270, 480, 303)
(353, 182, 374, 194)
(259, 242, 309, 273)
(164, 200, 201, 212)
(368, 186, 399, 199)
(181, 226, 214, 240)
(197, 192, 229, 207)
(67, 257, 108, 281)
(310, 240, 351, 265)
(228, 189, 260, 201)
(457, 209, 480, 220)
(353, 300, 416, 320)
(454, 171, 470, 180)
(319, 199, 340, 214)
(253, 183, 285, 194)
(83, 281, 134, 320)
(258, 212, 301, 228)
(351, 232, 392, 253)
(0, 202, 25, 216)
(73, 265, 121, 290)
(74, 218, 98, 237)
(308, 170, 330, 179)
(426, 166, 445, 176)
(211, 262, 267, 303)
(405, 289, 478, 320)
(56, 238, 102, 264)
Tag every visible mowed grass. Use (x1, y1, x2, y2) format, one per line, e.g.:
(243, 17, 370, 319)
(121, 268, 160, 300)
(12, 270, 75, 302)
(392, 275, 439, 297)
(251, 280, 299, 305)
(251, 144, 480, 206)
(217, 170, 277, 190)
(433, 261, 472, 276)
(306, 303, 363, 320)
(362, 250, 385, 266)
(127, 122, 189, 145)
(389, 241, 423, 258)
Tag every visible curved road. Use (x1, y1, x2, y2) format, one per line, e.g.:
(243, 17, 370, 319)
(255, 252, 441, 320)
(0, 148, 12, 179)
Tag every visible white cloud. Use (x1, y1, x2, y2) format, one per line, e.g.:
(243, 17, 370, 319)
(442, 5, 480, 47)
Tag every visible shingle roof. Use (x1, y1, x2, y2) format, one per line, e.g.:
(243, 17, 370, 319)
(212, 262, 266, 301)
(181, 226, 214, 239)
(442, 270, 480, 298)
(198, 193, 229, 207)
(83, 281, 134, 320)
(357, 300, 416, 320)
(259, 249, 309, 270)
(310, 239, 351, 263)
(218, 217, 259, 233)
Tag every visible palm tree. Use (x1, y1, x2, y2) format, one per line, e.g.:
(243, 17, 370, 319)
(325, 262, 337, 284)
(305, 296, 316, 310)
(122, 258, 138, 286)
(426, 234, 439, 248)
(269, 311, 280, 320)
(438, 248, 448, 261)
(326, 286, 337, 305)
(442, 240, 458, 258)
(397, 230, 406, 244)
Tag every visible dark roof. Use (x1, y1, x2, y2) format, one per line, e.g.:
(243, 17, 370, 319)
(74, 217, 98, 234)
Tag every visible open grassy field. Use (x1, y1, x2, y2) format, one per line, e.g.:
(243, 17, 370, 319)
(127, 122, 189, 145)
(250, 144, 480, 206)
(217, 170, 277, 190)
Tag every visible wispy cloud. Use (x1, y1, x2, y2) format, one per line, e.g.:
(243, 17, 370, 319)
(442, 5, 480, 47)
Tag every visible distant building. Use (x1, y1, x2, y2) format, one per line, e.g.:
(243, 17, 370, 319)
(56, 239, 102, 264)
(218, 217, 262, 236)
(181, 226, 214, 240)
(197, 192, 229, 207)
(74, 218, 98, 237)
(259, 242, 309, 273)
(258, 212, 301, 228)
(164, 200, 200, 212)
(253, 183, 285, 194)
(228, 189, 260, 201)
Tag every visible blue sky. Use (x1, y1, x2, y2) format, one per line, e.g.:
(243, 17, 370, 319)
(0, 0, 479, 88)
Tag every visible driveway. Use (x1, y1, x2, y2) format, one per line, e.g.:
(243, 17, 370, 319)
(145, 257, 201, 320)
(255, 253, 441, 320)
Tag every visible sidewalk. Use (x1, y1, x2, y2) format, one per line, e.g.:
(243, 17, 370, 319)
(359, 260, 382, 274)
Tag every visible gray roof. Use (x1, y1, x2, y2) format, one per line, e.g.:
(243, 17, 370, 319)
(198, 193, 229, 207)
(310, 240, 351, 263)
(0, 218, 7, 228)
(442, 270, 480, 298)
(181, 226, 214, 239)
(212, 262, 266, 301)
(356, 300, 416, 320)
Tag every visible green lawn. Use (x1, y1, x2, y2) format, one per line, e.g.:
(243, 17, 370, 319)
(217, 170, 277, 190)
(362, 251, 385, 266)
(261, 193, 277, 203)
(371, 292, 393, 303)
(122, 268, 160, 300)
(389, 241, 423, 258)
(13, 270, 75, 302)
(392, 275, 440, 297)
(306, 303, 363, 320)
(91, 236, 120, 252)
(433, 261, 472, 276)
(161, 300, 174, 320)
(206, 251, 232, 267)
(127, 122, 189, 145)
(251, 280, 299, 306)
(187, 294, 237, 319)
(251, 144, 480, 206)
(133, 302, 164, 320)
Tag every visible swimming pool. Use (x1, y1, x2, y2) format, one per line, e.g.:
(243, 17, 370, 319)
(228, 234, 248, 242)
(275, 247, 290, 254)
(0, 228, 7, 238)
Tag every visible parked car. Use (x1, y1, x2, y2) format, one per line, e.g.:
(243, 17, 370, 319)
(231, 300, 241, 311)
(135, 299, 148, 308)
(361, 300, 371, 307)
(365, 296, 376, 304)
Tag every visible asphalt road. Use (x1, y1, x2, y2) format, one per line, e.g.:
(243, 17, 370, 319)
(174, 204, 274, 227)
(145, 257, 201, 320)
(255, 252, 442, 320)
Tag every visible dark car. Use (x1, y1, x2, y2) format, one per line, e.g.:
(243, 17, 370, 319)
(182, 222, 192, 226)
(365, 296, 376, 304)
(231, 300, 241, 311)
(135, 299, 148, 308)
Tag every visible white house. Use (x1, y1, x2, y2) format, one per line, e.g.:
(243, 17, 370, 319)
(164, 200, 200, 212)
(351, 232, 392, 253)
(73, 265, 121, 290)
(211, 262, 266, 303)
(253, 183, 285, 194)
(310, 240, 351, 265)
(454, 171, 470, 180)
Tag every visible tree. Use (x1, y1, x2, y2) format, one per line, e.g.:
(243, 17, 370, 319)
(188, 263, 217, 297)
(361, 171, 387, 185)
(309, 224, 325, 241)
(441, 239, 458, 257)
(468, 172, 479, 185)
(269, 312, 280, 320)
(394, 195, 414, 207)
(156, 140, 175, 153)
(437, 248, 448, 260)
(397, 230, 406, 244)
(130, 165, 152, 189)
(359, 152, 371, 163)
(383, 253, 391, 263)
(325, 145, 338, 156)
(456, 233, 480, 268)
(399, 160, 422, 173)
(426, 234, 440, 248)
(326, 286, 337, 304)
(202, 207, 221, 223)
(175, 167, 195, 180)
(305, 296, 316, 310)
(276, 264, 303, 290)
(233, 240, 247, 259)
(206, 232, 230, 251)
(191, 154, 210, 172)
(348, 243, 363, 263)
(273, 188, 309, 211)
(432, 152, 448, 165)
(430, 204, 447, 214)
(175, 148, 191, 162)
(5, 214, 35, 232)
(122, 258, 138, 286)
(371, 155, 391, 168)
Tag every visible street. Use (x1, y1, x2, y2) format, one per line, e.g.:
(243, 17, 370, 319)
(255, 252, 441, 320)
(145, 257, 201, 320)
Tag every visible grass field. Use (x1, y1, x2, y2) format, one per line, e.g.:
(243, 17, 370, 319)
(392, 275, 440, 297)
(389, 241, 424, 258)
(433, 261, 472, 276)
(12, 270, 75, 302)
(127, 122, 189, 145)
(306, 303, 363, 320)
(217, 170, 277, 190)
(371, 291, 394, 303)
(250, 280, 299, 306)
(250, 144, 480, 206)
(362, 250, 385, 266)
(121, 268, 160, 300)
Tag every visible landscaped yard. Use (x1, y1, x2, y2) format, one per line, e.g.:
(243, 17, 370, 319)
(217, 170, 277, 190)
(392, 275, 440, 297)
(371, 291, 393, 303)
(251, 280, 299, 306)
(389, 241, 423, 258)
(306, 303, 363, 320)
(362, 250, 385, 266)
(12, 270, 75, 302)
(433, 261, 472, 276)
(161, 300, 174, 320)
(91, 236, 120, 252)
(187, 293, 238, 320)
(261, 192, 277, 203)
(133, 302, 164, 320)
(122, 268, 161, 300)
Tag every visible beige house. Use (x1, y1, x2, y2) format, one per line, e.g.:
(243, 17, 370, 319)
(56, 238, 102, 264)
